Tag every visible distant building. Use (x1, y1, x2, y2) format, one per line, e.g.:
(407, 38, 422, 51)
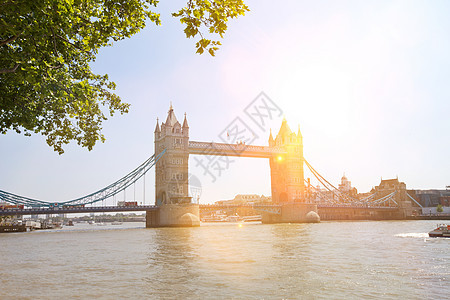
(371, 178, 408, 205)
(215, 194, 272, 205)
(411, 189, 450, 207)
(338, 174, 358, 197)
(371, 178, 406, 193)
(307, 174, 358, 204)
(338, 174, 351, 192)
(308, 185, 338, 203)
(215, 199, 235, 206)
(212, 194, 272, 217)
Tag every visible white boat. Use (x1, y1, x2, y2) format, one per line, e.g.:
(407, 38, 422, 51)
(428, 224, 450, 238)
(111, 221, 123, 225)
(225, 215, 242, 222)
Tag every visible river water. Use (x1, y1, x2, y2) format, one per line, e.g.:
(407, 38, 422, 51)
(0, 220, 448, 299)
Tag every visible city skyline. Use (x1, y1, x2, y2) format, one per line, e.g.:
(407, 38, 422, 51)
(1, 0, 449, 204)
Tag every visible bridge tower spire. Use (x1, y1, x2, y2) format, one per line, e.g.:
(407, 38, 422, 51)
(182, 112, 189, 136)
(154, 118, 160, 139)
(268, 129, 274, 145)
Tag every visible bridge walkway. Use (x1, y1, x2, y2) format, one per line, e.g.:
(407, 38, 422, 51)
(0, 205, 158, 216)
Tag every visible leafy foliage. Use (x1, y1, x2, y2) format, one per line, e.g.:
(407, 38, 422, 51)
(0, 0, 248, 153)
(173, 0, 249, 56)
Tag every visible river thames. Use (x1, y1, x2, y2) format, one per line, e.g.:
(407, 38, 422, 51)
(0, 220, 448, 299)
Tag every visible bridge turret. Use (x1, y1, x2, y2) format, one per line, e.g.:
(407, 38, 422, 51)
(154, 118, 161, 139)
(268, 129, 274, 146)
(297, 125, 303, 143)
(182, 113, 189, 137)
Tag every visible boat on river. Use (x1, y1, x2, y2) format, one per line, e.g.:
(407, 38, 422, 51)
(0, 224, 27, 233)
(428, 224, 450, 238)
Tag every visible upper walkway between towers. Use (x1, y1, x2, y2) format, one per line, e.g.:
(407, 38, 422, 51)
(188, 141, 287, 158)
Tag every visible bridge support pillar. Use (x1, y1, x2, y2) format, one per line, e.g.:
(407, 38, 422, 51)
(262, 203, 320, 224)
(146, 204, 200, 228)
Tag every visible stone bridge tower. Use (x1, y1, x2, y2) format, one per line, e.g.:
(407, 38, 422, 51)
(154, 104, 191, 206)
(269, 118, 305, 203)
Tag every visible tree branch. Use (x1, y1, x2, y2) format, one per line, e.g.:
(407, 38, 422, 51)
(48, 64, 63, 70)
(0, 0, 14, 7)
(50, 27, 58, 55)
(0, 34, 19, 46)
(0, 63, 19, 74)
(55, 34, 86, 52)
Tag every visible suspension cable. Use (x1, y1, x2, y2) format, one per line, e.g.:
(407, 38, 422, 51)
(0, 149, 166, 207)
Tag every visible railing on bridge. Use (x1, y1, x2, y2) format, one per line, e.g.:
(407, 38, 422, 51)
(0, 205, 159, 216)
(200, 202, 398, 216)
(316, 203, 397, 210)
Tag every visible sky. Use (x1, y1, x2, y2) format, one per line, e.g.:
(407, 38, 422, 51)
(1, 0, 450, 205)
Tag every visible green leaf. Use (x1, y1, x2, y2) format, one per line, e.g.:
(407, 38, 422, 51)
(173, 0, 249, 56)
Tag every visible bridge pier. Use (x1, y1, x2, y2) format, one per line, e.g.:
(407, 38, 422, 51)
(262, 203, 320, 224)
(146, 204, 200, 228)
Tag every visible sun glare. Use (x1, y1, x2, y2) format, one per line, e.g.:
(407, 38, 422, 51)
(276, 64, 354, 138)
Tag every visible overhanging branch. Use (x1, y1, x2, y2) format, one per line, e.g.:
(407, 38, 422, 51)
(0, 63, 19, 74)
(0, 34, 19, 46)
(55, 34, 86, 52)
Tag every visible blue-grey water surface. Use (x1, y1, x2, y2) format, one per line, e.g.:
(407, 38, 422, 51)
(0, 220, 448, 299)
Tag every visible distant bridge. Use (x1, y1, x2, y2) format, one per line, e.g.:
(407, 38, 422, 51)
(1, 203, 400, 217)
(0, 205, 158, 216)
(0, 151, 165, 208)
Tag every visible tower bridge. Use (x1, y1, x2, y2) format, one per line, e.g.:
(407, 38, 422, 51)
(0, 104, 422, 226)
(150, 104, 317, 226)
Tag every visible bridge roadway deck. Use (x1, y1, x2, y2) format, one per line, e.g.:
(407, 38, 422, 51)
(316, 204, 397, 210)
(189, 141, 287, 158)
(200, 204, 397, 210)
(2, 204, 398, 217)
(0, 205, 158, 216)
(199, 204, 282, 209)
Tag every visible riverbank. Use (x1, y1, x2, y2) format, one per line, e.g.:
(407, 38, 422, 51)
(407, 215, 450, 220)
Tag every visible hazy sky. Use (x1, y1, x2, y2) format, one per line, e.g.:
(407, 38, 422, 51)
(1, 0, 450, 205)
